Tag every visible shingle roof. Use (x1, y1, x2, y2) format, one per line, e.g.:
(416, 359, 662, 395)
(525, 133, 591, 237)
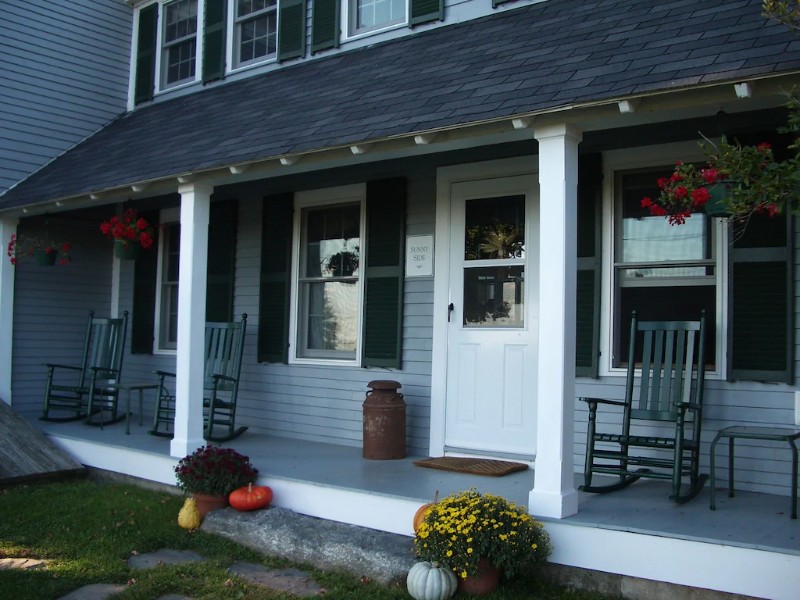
(2, 0, 798, 209)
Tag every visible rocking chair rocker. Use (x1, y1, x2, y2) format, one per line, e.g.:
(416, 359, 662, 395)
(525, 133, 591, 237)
(580, 310, 708, 503)
(41, 311, 128, 425)
(150, 314, 248, 442)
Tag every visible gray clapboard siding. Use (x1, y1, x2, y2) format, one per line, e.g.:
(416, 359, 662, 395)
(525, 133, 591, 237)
(10, 217, 113, 416)
(0, 0, 131, 195)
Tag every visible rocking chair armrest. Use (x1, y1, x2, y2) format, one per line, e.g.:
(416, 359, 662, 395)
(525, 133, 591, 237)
(676, 401, 702, 413)
(580, 396, 627, 408)
(153, 370, 176, 379)
(44, 363, 82, 371)
(210, 373, 237, 383)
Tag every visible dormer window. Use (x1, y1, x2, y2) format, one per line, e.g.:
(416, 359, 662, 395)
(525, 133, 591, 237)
(162, 0, 198, 87)
(235, 0, 278, 67)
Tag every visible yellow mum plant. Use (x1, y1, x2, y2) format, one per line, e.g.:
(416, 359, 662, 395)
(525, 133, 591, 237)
(413, 489, 551, 579)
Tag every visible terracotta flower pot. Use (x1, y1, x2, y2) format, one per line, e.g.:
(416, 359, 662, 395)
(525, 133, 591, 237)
(191, 493, 229, 518)
(457, 559, 502, 596)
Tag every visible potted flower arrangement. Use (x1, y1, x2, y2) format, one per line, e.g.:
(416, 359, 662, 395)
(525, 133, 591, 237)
(642, 141, 797, 226)
(99, 208, 155, 259)
(174, 445, 259, 517)
(6, 233, 71, 266)
(414, 490, 551, 594)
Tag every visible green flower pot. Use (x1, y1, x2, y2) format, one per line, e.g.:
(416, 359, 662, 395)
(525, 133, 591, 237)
(33, 249, 57, 266)
(705, 182, 732, 217)
(114, 240, 140, 260)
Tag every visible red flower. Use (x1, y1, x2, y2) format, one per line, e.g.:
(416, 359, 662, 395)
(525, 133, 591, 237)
(672, 186, 689, 200)
(691, 187, 710, 207)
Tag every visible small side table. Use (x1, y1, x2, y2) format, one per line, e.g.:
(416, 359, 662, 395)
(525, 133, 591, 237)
(113, 383, 160, 435)
(710, 426, 800, 519)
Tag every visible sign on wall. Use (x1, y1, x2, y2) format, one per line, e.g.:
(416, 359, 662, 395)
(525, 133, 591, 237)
(405, 235, 434, 277)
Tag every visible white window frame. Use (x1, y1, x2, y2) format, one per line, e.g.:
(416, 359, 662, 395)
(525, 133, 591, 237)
(230, 0, 279, 70)
(600, 143, 728, 379)
(341, 0, 408, 40)
(154, 207, 181, 354)
(289, 184, 367, 366)
(160, 0, 201, 89)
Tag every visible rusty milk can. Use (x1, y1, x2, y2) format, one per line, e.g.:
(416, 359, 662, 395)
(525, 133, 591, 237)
(362, 380, 406, 459)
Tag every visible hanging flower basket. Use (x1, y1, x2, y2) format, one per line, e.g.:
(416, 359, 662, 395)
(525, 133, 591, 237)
(7, 233, 71, 266)
(100, 209, 155, 257)
(704, 181, 733, 217)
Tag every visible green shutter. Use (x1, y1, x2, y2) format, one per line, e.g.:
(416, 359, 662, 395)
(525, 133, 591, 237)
(134, 4, 158, 105)
(206, 199, 237, 321)
(410, 0, 443, 25)
(258, 193, 294, 363)
(278, 0, 306, 62)
(202, 0, 227, 84)
(311, 0, 339, 53)
(362, 178, 406, 369)
(575, 153, 602, 378)
(491, 0, 513, 8)
(729, 214, 793, 383)
(131, 210, 160, 353)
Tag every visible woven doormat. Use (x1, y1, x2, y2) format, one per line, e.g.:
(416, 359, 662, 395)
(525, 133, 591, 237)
(413, 457, 528, 477)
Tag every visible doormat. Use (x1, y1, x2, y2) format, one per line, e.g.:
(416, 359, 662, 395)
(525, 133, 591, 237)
(413, 457, 528, 477)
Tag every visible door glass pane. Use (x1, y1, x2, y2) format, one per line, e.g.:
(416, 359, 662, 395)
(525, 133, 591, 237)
(465, 195, 525, 260)
(463, 266, 524, 328)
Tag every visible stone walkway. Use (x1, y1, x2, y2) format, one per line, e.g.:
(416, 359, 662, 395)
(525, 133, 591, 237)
(3, 548, 326, 599)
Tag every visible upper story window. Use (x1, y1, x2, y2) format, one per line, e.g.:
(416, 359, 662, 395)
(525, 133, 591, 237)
(162, 0, 198, 87)
(350, 0, 406, 35)
(235, 0, 278, 67)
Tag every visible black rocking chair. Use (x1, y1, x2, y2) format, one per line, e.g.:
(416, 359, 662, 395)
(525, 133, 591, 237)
(580, 310, 708, 503)
(150, 314, 248, 442)
(42, 311, 128, 425)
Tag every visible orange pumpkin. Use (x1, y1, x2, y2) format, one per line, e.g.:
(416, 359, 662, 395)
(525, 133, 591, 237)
(229, 483, 273, 511)
(413, 490, 439, 532)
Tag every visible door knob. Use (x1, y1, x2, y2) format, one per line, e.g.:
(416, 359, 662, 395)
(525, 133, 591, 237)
(448, 303, 455, 322)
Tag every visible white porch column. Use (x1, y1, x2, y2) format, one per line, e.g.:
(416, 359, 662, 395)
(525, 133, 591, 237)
(0, 216, 18, 405)
(170, 183, 213, 458)
(529, 123, 582, 518)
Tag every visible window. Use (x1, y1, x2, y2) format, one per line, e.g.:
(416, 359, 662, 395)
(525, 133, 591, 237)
(156, 220, 181, 351)
(612, 168, 719, 369)
(162, 0, 198, 87)
(348, 0, 406, 35)
(258, 179, 406, 367)
(296, 201, 362, 360)
(235, 0, 278, 67)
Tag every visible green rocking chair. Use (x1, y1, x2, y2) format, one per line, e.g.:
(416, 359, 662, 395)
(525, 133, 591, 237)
(580, 310, 708, 503)
(151, 314, 248, 442)
(42, 311, 128, 425)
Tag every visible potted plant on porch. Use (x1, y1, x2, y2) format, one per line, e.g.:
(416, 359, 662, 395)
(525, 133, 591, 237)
(641, 95, 800, 228)
(413, 490, 552, 595)
(6, 233, 72, 266)
(99, 208, 156, 259)
(174, 445, 258, 518)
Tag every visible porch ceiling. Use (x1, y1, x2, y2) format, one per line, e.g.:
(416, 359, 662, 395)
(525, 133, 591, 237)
(2, 0, 800, 214)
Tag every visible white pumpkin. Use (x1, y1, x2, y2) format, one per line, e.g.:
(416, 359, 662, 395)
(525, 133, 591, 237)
(406, 561, 457, 600)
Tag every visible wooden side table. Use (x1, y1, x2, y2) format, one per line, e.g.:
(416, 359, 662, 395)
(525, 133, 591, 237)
(710, 425, 800, 519)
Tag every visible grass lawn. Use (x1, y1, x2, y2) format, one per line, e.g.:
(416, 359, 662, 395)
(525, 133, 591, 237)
(0, 477, 611, 599)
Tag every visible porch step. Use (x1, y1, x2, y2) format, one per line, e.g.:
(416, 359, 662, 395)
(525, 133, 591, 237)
(201, 505, 416, 585)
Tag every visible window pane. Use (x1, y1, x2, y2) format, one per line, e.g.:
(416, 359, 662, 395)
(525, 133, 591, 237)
(464, 195, 525, 260)
(463, 266, 524, 328)
(356, 0, 404, 30)
(303, 205, 360, 278)
(301, 281, 358, 356)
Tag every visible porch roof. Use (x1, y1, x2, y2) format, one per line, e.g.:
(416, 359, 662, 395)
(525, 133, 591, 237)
(2, 0, 799, 210)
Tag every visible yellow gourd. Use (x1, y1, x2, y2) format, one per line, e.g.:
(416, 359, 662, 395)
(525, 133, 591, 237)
(178, 497, 202, 530)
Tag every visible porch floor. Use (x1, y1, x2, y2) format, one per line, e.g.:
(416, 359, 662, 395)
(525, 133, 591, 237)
(32, 416, 800, 558)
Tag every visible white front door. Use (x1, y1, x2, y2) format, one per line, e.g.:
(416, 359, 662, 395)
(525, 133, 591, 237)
(444, 175, 539, 459)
